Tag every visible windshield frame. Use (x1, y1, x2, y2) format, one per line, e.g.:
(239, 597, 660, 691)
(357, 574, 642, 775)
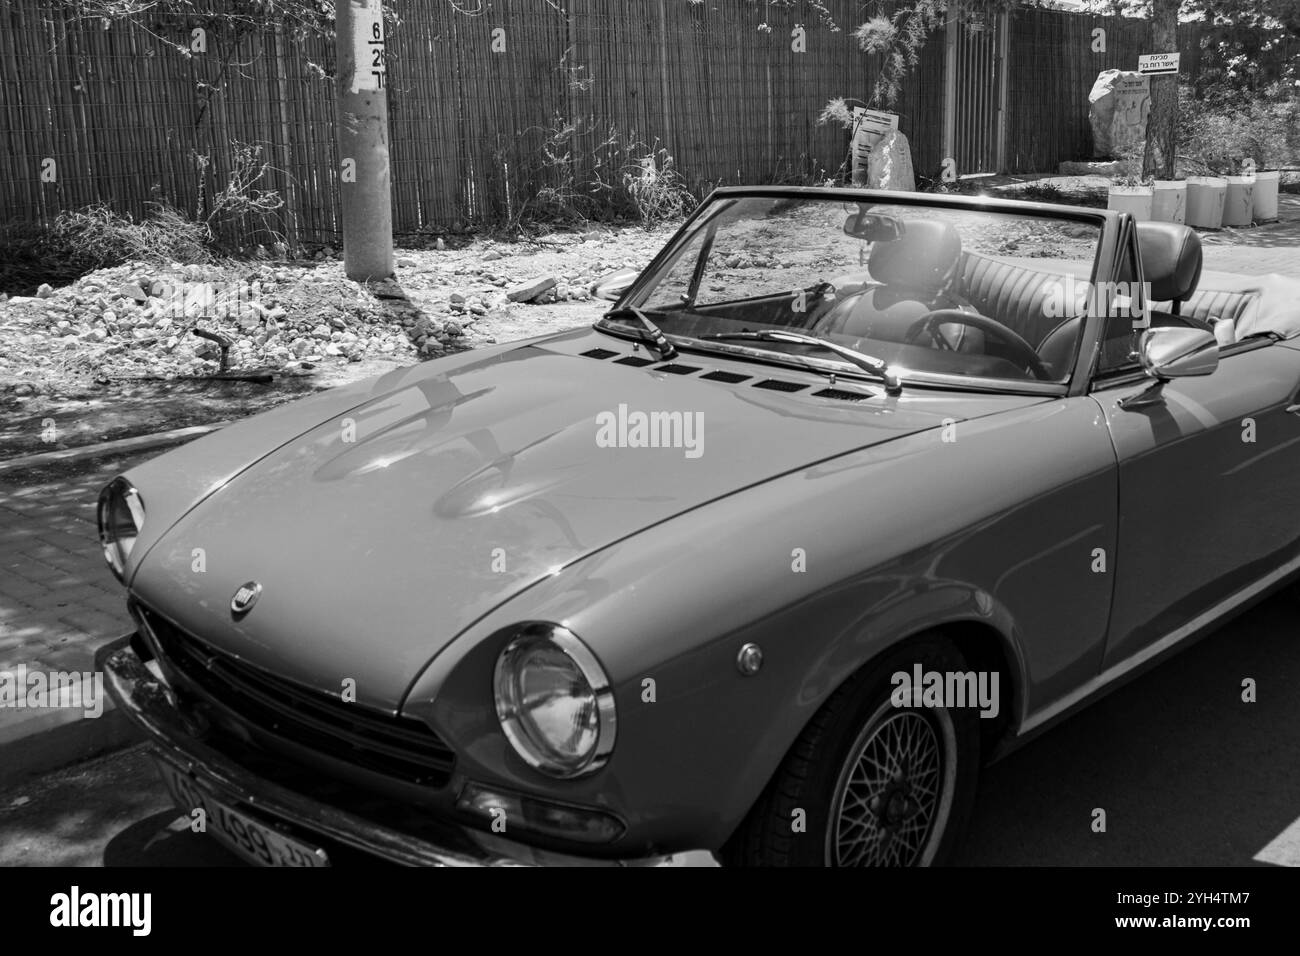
(594, 186, 1118, 397)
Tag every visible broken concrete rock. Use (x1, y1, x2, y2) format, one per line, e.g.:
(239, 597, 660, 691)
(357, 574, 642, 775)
(506, 276, 558, 303)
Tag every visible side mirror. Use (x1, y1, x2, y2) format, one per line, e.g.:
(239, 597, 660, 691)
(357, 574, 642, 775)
(1138, 326, 1219, 380)
(590, 267, 639, 302)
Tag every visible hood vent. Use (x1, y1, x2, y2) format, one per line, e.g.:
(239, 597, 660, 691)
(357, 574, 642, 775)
(753, 379, 809, 393)
(580, 346, 877, 402)
(812, 387, 873, 402)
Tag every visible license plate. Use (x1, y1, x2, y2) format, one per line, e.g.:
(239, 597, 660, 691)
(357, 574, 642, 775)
(156, 759, 329, 867)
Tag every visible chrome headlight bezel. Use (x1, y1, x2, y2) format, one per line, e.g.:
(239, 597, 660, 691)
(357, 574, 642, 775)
(493, 623, 617, 779)
(97, 477, 144, 582)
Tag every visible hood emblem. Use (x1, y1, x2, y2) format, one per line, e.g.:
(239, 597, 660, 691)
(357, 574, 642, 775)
(231, 581, 262, 615)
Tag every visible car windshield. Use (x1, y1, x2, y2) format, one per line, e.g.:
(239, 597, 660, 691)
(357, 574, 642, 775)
(607, 193, 1102, 387)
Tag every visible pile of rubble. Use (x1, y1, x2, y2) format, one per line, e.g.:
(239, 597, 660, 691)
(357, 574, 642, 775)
(0, 262, 416, 388)
(0, 227, 670, 394)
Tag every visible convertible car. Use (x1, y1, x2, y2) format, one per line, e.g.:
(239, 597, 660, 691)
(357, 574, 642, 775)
(97, 186, 1300, 867)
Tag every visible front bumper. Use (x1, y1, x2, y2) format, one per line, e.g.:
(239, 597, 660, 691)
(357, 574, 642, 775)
(97, 635, 699, 867)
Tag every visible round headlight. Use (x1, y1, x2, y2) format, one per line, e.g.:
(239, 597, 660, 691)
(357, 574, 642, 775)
(494, 624, 616, 778)
(97, 477, 144, 581)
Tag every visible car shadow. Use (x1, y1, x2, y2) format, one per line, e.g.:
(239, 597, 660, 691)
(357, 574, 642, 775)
(104, 810, 246, 867)
(956, 590, 1300, 865)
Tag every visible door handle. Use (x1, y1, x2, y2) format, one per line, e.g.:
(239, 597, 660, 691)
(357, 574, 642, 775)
(1286, 404, 1300, 415)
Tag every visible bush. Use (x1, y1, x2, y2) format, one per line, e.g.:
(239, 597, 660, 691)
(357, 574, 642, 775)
(49, 202, 212, 267)
(0, 202, 212, 295)
(1179, 90, 1300, 173)
(622, 151, 696, 226)
(507, 115, 697, 230)
(194, 142, 286, 250)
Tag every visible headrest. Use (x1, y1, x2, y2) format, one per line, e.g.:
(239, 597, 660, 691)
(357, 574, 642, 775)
(1136, 222, 1202, 303)
(869, 220, 962, 293)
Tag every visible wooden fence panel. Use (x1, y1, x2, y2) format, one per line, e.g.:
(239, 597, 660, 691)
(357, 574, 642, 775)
(1, 1, 1293, 244)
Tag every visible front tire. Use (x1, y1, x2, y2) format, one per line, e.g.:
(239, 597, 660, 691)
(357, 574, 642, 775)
(722, 635, 981, 867)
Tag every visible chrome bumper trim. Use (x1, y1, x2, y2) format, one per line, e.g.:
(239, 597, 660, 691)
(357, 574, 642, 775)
(97, 635, 698, 867)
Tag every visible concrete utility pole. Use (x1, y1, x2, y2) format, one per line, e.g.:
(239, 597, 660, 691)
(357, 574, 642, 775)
(335, 0, 394, 281)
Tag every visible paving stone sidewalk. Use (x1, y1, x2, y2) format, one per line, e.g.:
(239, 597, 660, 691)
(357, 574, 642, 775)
(0, 452, 140, 774)
(1199, 195, 1300, 276)
(0, 453, 134, 677)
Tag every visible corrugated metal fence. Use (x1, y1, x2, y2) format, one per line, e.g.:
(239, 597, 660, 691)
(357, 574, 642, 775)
(0, 1, 1290, 245)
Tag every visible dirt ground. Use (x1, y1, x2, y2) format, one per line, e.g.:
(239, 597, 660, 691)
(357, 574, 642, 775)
(0, 224, 670, 459)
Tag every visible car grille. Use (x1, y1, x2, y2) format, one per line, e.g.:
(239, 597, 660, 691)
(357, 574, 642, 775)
(136, 605, 455, 787)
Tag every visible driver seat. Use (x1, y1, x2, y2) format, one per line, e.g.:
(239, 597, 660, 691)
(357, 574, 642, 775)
(820, 220, 970, 340)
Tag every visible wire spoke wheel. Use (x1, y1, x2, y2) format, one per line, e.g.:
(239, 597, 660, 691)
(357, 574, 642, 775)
(826, 701, 958, 867)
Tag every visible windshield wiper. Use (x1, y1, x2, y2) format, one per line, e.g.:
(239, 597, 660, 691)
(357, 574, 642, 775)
(701, 330, 902, 395)
(600, 306, 679, 361)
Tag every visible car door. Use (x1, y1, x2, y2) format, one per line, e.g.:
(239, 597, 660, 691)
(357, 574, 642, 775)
(1092, 230, 1300, 669)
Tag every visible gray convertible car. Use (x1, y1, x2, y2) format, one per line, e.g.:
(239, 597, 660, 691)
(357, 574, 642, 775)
(97, 187, 1300, 867)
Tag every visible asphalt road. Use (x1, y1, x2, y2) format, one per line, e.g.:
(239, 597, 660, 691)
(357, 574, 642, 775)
(1, 587, 1298, 867)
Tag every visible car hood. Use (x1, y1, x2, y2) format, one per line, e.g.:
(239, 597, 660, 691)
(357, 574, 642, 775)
(130, 335, 1043, 711)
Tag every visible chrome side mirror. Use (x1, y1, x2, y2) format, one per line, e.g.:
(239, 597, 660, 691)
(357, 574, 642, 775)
(590, 267, 639, 302)
(1138, 326, 1219, 380)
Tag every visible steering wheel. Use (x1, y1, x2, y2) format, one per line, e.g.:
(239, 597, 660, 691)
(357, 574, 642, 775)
(903, 309, 1053, 380)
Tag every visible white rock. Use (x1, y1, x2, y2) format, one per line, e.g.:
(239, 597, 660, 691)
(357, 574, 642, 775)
(864, 129, 916, 191)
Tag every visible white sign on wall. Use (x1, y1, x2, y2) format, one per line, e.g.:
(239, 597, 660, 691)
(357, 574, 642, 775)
(853, 108, 900, 146)
(1137, 52, 1180, 76)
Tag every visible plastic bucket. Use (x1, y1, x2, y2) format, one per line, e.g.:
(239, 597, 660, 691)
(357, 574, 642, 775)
(1185, 177, 1227, 228)
(1151, 181, 1187, 224)
(1222, 176, 1255, 226)
(1108, 186, 1154, 221)
(1252, 170, 1280, 223)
